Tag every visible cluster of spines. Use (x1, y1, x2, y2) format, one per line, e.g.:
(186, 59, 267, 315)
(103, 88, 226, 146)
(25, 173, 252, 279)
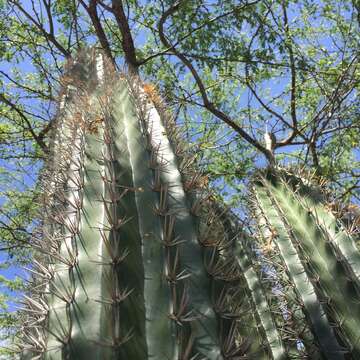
(16, 49, 115, 358)
(251, 190, 328, 359)
(17, 70, 87, 358)
(125, 77, 222, 358)
(214, 203, 292, 359)
(90, 79, 134, 354)
(136, 81, 250, 357)
(278, 177, 360, 356)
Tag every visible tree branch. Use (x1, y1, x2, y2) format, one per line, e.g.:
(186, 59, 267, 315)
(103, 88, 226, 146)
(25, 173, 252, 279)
(110, 0, 139, 72)
(139, 5, 244, 66)
(78, 0, 115, 64)
(0, 93, 48, 152)
(277, 2, 298, 146)
(0, 70, 53, 101)
(9, 0, 71, 58)
(157, 1, 273, 162)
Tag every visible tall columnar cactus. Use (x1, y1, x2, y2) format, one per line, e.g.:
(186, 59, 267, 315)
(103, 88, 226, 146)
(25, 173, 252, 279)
(16, 50, 284, 359)
(252, 168, 360, 359)
(17, 50, 360, 360)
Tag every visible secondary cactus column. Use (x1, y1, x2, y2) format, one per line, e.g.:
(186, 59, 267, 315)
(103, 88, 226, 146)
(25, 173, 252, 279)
(252, 168, 360, 359)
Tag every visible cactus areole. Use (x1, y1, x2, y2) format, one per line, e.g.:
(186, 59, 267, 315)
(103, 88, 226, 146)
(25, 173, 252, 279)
(17, 50, 360, 359)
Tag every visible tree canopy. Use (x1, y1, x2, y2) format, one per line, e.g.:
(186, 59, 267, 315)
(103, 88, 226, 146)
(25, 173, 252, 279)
(0, 0, 359, 354)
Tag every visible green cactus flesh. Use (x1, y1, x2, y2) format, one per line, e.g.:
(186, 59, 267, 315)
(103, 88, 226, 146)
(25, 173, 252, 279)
(213, 206, 287, 359)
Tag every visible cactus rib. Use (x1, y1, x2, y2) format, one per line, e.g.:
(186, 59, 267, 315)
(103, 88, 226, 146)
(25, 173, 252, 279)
(254, 179, 345, 359)
(266, 176, 360, 356)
